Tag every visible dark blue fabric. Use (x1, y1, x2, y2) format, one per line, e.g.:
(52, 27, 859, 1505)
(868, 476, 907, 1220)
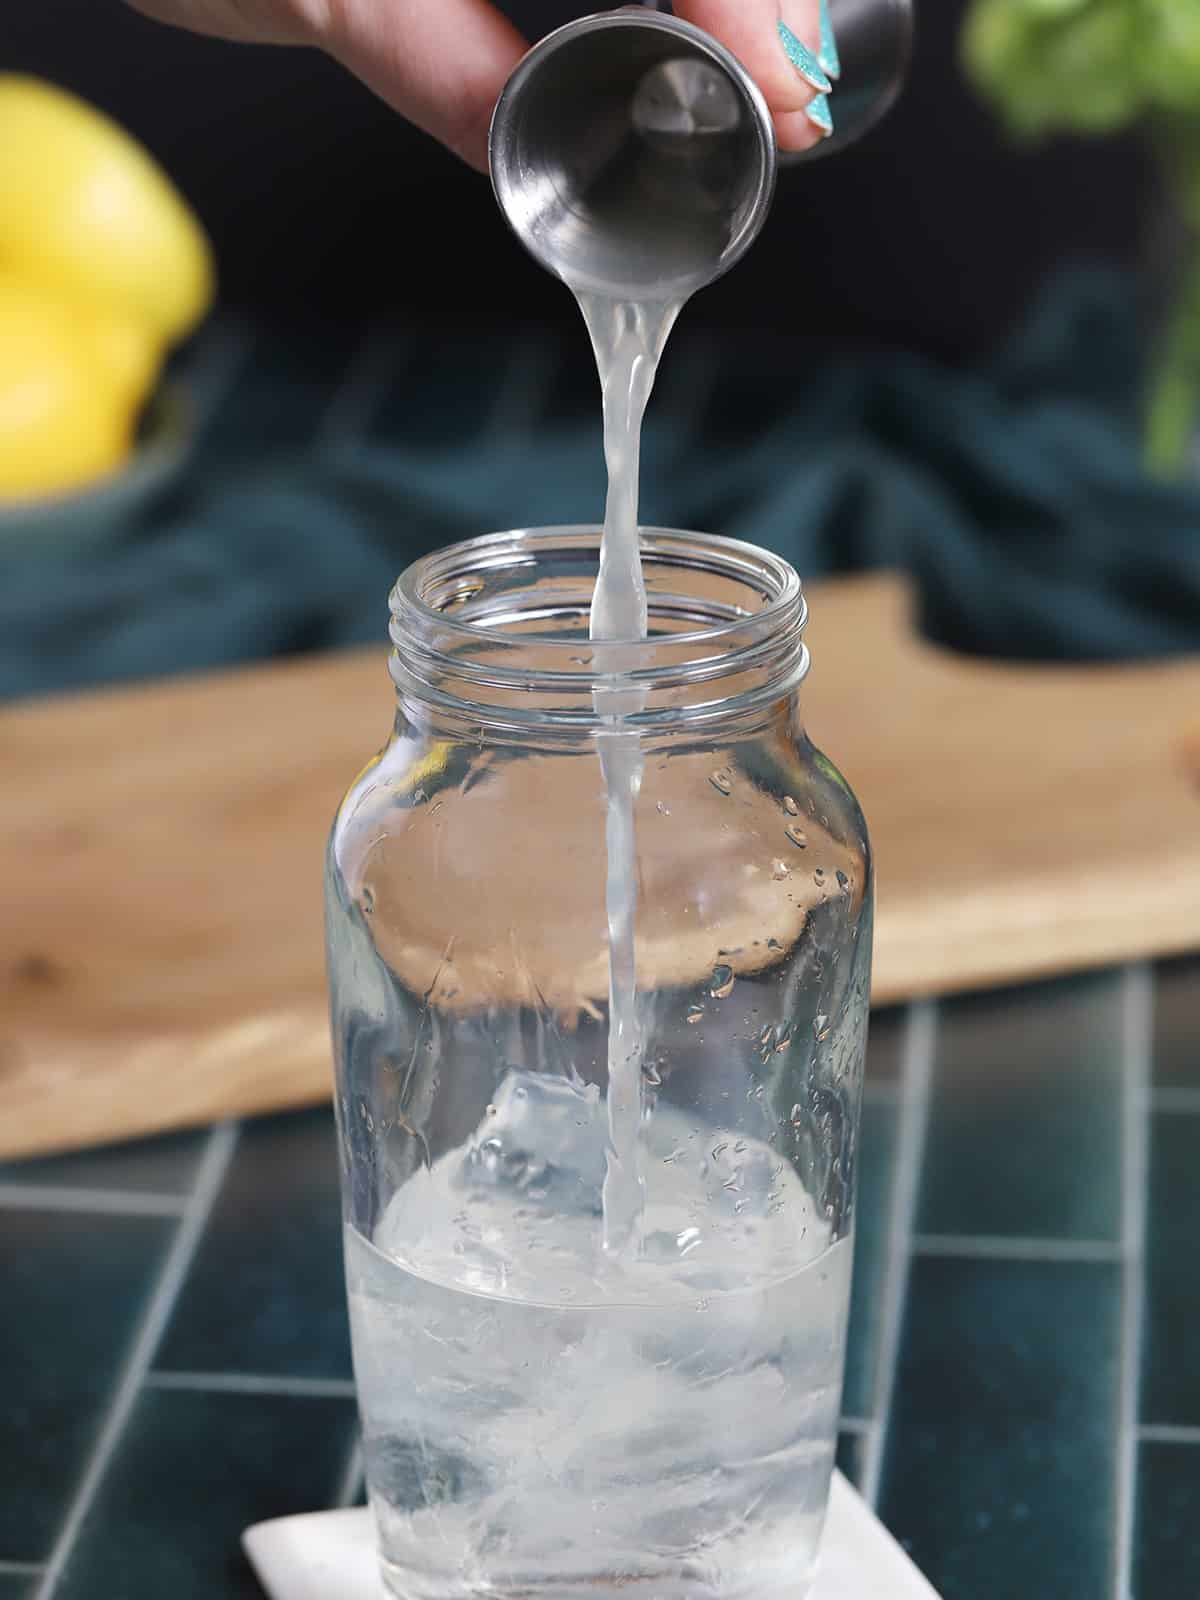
(3, 269, 1197, 702)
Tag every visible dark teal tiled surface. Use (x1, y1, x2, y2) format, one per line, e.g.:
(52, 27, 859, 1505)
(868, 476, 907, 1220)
(1136, 1441, 1200, 1600)
(881, 1257, 1121, 1600)
(918, 972, 1124, 1242)
(1154, 956, 1200, 1088)
(0, 1208, 171, 1562)
(3, 962, 1197, 1597)
(54, 1390, 357, 1600)
(157, 1112, 351, 1380)
(863, 1006, 905, 1087)
(0, 1129, 205, 1194)
(1143, 1112, 1200, 1427)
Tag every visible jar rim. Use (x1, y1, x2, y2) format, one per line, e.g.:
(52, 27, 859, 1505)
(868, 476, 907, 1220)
(392, 525, 803, 653)
(389, 527, 809, 732)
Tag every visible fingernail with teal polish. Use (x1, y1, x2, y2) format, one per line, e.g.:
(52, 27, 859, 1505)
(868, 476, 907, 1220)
(805, 92, 834, 137)
(778, 21, 832, 94)
(818, 0, 841, 80)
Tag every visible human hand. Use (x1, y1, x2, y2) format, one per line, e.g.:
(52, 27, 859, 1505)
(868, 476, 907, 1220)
(125, 0, 835, 170)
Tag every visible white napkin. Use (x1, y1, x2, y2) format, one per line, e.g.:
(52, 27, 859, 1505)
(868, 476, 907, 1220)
(243, 1470, 941, 1599)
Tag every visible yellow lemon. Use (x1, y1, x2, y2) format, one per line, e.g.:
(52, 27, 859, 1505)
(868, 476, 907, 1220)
(77, 313, 164, 414)
(0, 75, 214, 345)
(0, 276, 134, 501)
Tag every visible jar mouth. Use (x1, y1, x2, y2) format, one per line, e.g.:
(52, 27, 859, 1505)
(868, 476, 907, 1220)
(390, 527, 808, 731)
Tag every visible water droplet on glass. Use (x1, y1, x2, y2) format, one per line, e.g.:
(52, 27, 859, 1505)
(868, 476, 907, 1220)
(709, 964, 735, 999)
(361, 885, 376, 916)
(643, 1061, 663, 1088)
(836, 869, 850, 890)
(711, 1142, 729, 1162)
(687, 1004, 705, 1025)
(785, 824, 808, 849)
(696, 1297, 710, 1313)
(676, 1226, 702, 1257)
(664, 1146, 685, 1165)
(771, 859, 790, 881)
(774, 1029, 793, 1054)
(783, 795, 800, 816)
(813, 867, 826, 885)
(486, 1103, 498, 1117)
(709, 767, 733, 796)
(734, 1139, 747, 1153)
(656, 801, 671, 816)
(767, 937, 783, 952)
(790, 1103, 804, 1125)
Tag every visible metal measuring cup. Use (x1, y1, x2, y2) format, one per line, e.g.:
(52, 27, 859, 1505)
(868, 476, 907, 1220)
(489, 1, 913, 301)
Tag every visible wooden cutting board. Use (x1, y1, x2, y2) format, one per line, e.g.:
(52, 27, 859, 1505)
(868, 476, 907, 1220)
(3, 573, 1198, 1160)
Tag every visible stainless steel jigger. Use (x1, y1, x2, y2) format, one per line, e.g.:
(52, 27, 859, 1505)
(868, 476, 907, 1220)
(490, 8, 776, 302)
(489, 1, 913, 302)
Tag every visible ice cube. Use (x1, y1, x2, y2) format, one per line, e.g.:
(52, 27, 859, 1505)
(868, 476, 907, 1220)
(456, 1071, 607, 1214)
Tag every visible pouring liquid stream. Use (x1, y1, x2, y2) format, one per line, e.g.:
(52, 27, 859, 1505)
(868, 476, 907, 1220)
(580, 292, 684, 1257)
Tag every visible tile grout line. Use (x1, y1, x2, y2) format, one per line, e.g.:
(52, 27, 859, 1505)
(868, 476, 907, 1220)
(1113, 963, 1153, 1600)
(859, 1000, 937, 1510)
(335, 1438, 366, 1510)
(31, 1121, 240, 1600)
(837, 1415, 872, 1437)
(913, 1233, 1122, 1264)
(1137, 1423, 1200, 1446)
(145, 1371, 358, 1399)
(0, 1185, 187, 1218)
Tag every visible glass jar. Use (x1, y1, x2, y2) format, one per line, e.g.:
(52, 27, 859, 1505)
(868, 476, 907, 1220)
(325, 527, 873, 1600)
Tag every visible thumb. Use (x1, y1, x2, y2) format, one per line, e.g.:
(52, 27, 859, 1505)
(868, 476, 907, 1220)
(673, 0, 827, 151)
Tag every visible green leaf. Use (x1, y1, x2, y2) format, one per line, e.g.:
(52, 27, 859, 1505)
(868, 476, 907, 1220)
(962, 0, 1146, 139)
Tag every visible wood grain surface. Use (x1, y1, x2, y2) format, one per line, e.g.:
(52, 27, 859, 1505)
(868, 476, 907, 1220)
(3, 573, 1198, 1159)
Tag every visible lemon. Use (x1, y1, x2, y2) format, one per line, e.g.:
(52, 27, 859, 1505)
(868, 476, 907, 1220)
(77, 313, 164, 414)
(0, 276, 134, 501)
(0, 75, 214, 345)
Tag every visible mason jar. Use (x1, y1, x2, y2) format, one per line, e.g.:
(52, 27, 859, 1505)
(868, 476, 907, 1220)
(325, 526, 873, 1600)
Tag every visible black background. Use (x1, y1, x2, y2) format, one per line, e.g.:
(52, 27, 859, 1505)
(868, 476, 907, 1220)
(5, 0, 1149, 356)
